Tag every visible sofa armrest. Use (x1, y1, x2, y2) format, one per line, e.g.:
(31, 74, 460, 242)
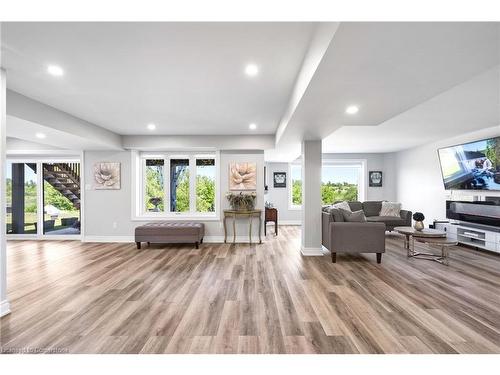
(400, 210, 412, 226)
(330, 222, 386, 254)
(322, 212, 333, 249)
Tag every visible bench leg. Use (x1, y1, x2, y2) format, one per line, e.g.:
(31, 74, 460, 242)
(136, 242, 141, 249)
(377, 253, 382, 264)
(331, 252, 337, 263)
(195, 241, 199, 249)
(200, 238, 203, 244)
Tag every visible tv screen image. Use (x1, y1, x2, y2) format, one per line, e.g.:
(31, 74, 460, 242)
(438, 136, 500, 191)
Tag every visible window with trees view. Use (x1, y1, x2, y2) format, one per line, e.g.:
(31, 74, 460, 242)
(142, 154, 217, 216)
(290, 164, 302, 208)
(289, 161, 365, 208)
(321, 164, 362, 204)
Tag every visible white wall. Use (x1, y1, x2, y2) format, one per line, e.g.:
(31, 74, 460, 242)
(83, 149, 265, 242)
(393, 126, 500, 223)
(264, 162, 301, 224)
(0, 68, 11, 317)
(264, 153, 396, 221)
(322, 153, 395, 201)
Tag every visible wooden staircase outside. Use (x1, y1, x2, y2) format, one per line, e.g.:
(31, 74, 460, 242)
(28, 163, 81, 210)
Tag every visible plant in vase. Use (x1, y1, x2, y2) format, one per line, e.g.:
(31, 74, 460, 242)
(226, 191, 257, 211)
(413, 212, 425, 231)
(149, 197, 162, 212)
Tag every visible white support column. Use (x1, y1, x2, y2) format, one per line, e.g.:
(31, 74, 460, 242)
(301, 140, 323, 256)
(0, 67, 11, 316)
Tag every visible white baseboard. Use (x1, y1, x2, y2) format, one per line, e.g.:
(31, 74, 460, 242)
(0, 299, 11, 317)
(300, 246, 324, 256)
(83, 236, 134, 243)
(276, 220, 301, 225)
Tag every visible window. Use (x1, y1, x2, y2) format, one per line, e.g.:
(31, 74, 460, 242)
(42, 163, 81, 235)
(6, 162, 37, 234)
(196, 159, 216, 213)
(322, 162, 365, 204)
(289, 164, 302, 209)
(140, 153, 217, 218)
(287, 160, 366, 209)
(6, 159, 81, 237)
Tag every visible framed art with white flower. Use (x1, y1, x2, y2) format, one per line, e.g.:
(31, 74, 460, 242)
(94, 162, 121, 190)
(229, 162, 256, 190)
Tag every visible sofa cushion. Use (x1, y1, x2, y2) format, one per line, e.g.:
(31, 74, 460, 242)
(347, 201, 363, 212)
(362, 201, 383, 217)
(327, 207, 344, 222)
(366, 216, 406, 227)
(332, 201, 351, 212)
(380, 202, 402, 217)
(340, 209, 367, 222)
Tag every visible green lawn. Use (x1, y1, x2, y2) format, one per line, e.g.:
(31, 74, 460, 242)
(6, 210, 79, 234)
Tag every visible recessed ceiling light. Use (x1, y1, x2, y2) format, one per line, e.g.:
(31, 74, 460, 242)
(35, 132, 46, 139)
(47, 65, 64, 77)
(345, 105, 359, 115)
(245, 63, 259, 77)
(147, 123, 156, 131)
(249, 123, 257, 130)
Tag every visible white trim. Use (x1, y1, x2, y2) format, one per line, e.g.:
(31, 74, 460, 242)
(300, 246, 324, 256)
(5, 157, 82, 240)
(136, 151, 219, 220)
(0, 299, 11, 317)
(322, 159, 367, 202)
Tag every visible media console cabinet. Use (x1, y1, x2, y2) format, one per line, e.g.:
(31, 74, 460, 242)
(434, 222, 500, 254)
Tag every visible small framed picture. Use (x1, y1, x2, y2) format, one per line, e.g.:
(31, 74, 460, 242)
(273, 172, 287, 188)
(369, 171, 383, 187)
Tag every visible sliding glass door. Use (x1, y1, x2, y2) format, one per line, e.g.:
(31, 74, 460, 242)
(5, 159, 81, 238)
(6, 162, 38, 234)
(42, 163, 81, 235)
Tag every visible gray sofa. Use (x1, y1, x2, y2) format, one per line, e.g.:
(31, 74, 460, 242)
(321, 201, 412, 263)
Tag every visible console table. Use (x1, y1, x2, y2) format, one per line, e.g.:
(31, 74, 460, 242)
(223, 209, 262, 244)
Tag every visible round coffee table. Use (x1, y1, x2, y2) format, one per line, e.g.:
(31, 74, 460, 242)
(394, 226, 457, 265)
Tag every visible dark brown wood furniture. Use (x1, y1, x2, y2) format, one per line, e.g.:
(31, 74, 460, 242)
(265, 207, 278, 236)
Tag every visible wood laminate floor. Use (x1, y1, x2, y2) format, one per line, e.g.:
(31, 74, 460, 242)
(1, 226, 500, 354)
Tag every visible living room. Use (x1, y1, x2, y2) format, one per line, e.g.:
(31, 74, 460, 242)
(1, 4, 500, 372)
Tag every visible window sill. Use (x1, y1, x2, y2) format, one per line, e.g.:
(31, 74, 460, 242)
(289, 205, 302, 211)
(131, 213, 220, 222)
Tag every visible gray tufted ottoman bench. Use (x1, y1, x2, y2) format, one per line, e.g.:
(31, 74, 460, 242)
(135, 222, 205, 249)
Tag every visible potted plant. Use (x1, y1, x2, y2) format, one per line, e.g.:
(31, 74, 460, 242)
(226, 192, 257, 211)
(413, 212, 425, 231)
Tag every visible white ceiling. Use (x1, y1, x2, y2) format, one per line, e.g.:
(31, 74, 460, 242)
(270, 22, 500, 160)
(1, 22, 315, 135)
(322, 66, 500, 153)
(2, 22, 499, 158)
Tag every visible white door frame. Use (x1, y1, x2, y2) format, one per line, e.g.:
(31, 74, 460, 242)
(5, 155, 83, 241)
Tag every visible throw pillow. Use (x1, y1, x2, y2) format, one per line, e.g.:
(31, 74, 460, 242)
(340, 209, 367, 222)
(332, 201, 351, 212)
(379, 201, 402, 217)
(328, 207, 344, 222)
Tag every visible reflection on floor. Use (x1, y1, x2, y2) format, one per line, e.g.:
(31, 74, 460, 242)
(1, 227, 500, 354)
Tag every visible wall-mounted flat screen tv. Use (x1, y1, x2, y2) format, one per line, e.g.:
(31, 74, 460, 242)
(437, 136, 500, 190)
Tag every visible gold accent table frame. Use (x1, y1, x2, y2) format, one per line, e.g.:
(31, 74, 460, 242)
(394, 226, 458, 265)
(223, 209, 262, 244)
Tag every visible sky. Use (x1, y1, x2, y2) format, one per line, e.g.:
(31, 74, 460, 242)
(291, 165, 360, 184)
(5, 163, 37, 183)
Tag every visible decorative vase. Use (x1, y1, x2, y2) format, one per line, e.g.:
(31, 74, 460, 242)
(414, 221, 424, 231)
